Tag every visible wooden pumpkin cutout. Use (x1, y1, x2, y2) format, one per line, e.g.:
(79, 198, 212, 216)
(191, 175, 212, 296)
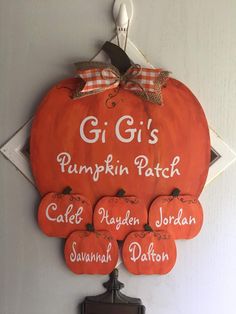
(122, 225, 177, 275)
(64, 224, 118, 275)
(30, 71, 210, 208)
(93, 189, 148, 240)
(38, 187, 92, 238)
(149, 188, 203, 239)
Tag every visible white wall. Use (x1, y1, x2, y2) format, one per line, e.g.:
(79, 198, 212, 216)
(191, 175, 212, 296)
(0, 1, 236, 313)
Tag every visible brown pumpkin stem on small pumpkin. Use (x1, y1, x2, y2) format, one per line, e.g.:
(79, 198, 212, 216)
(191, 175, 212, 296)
(62, 186, 72, 194)
(86, 223, 95, 232)
(144, 224, 153, 232)
(116, 189, 126, 197)
(171, 188, 180, 197)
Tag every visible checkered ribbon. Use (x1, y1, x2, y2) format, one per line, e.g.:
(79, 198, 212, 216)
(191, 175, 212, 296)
(73, 62, 169, 104)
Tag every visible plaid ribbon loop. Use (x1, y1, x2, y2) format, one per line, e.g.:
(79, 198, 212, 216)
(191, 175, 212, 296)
(73, 62, 169, 104)
(100, 67, 120, 87)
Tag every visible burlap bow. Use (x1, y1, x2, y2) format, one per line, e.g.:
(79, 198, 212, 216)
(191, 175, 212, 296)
(73, 62, 170, 105)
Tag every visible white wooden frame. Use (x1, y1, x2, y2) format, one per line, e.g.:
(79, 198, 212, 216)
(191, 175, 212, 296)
(1, 119, 34, 184)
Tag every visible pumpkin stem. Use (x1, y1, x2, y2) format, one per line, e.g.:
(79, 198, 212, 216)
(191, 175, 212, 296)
(116, 189, 126, 197)
(62, 186, 72, 194)
(171, 188, 180, 197)
(144, 224, 153, 232)
(86, 223, 95, 232)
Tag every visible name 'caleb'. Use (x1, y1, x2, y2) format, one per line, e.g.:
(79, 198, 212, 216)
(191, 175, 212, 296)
(45, 203, 84, 225)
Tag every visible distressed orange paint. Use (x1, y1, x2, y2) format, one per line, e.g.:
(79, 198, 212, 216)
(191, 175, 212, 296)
(38, 187, 92, 238)
(64, 228, 118, 275)
(93, 190, 147, 240)
(122, 229, 177, 275)
(149, 189, 203, 239)
(30, 77, 210, 207)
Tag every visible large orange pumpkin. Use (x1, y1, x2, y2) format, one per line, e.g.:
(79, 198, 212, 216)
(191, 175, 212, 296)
(30, 75, 210, 207)
(93, 189, 147, 240)
(64, 224, 118, 275)
(149, 188, 203, 239)
(122, 225, 177, 275)
(38, 186, 92, 238)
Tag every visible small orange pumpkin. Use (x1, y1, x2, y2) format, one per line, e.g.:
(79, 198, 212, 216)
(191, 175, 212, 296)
(149, 188, 203, 239)
(122, 225, 176, 275)
(93, 189, 148, 240)
(64, 224, 118, 275)
(38, 186, 92, 238)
